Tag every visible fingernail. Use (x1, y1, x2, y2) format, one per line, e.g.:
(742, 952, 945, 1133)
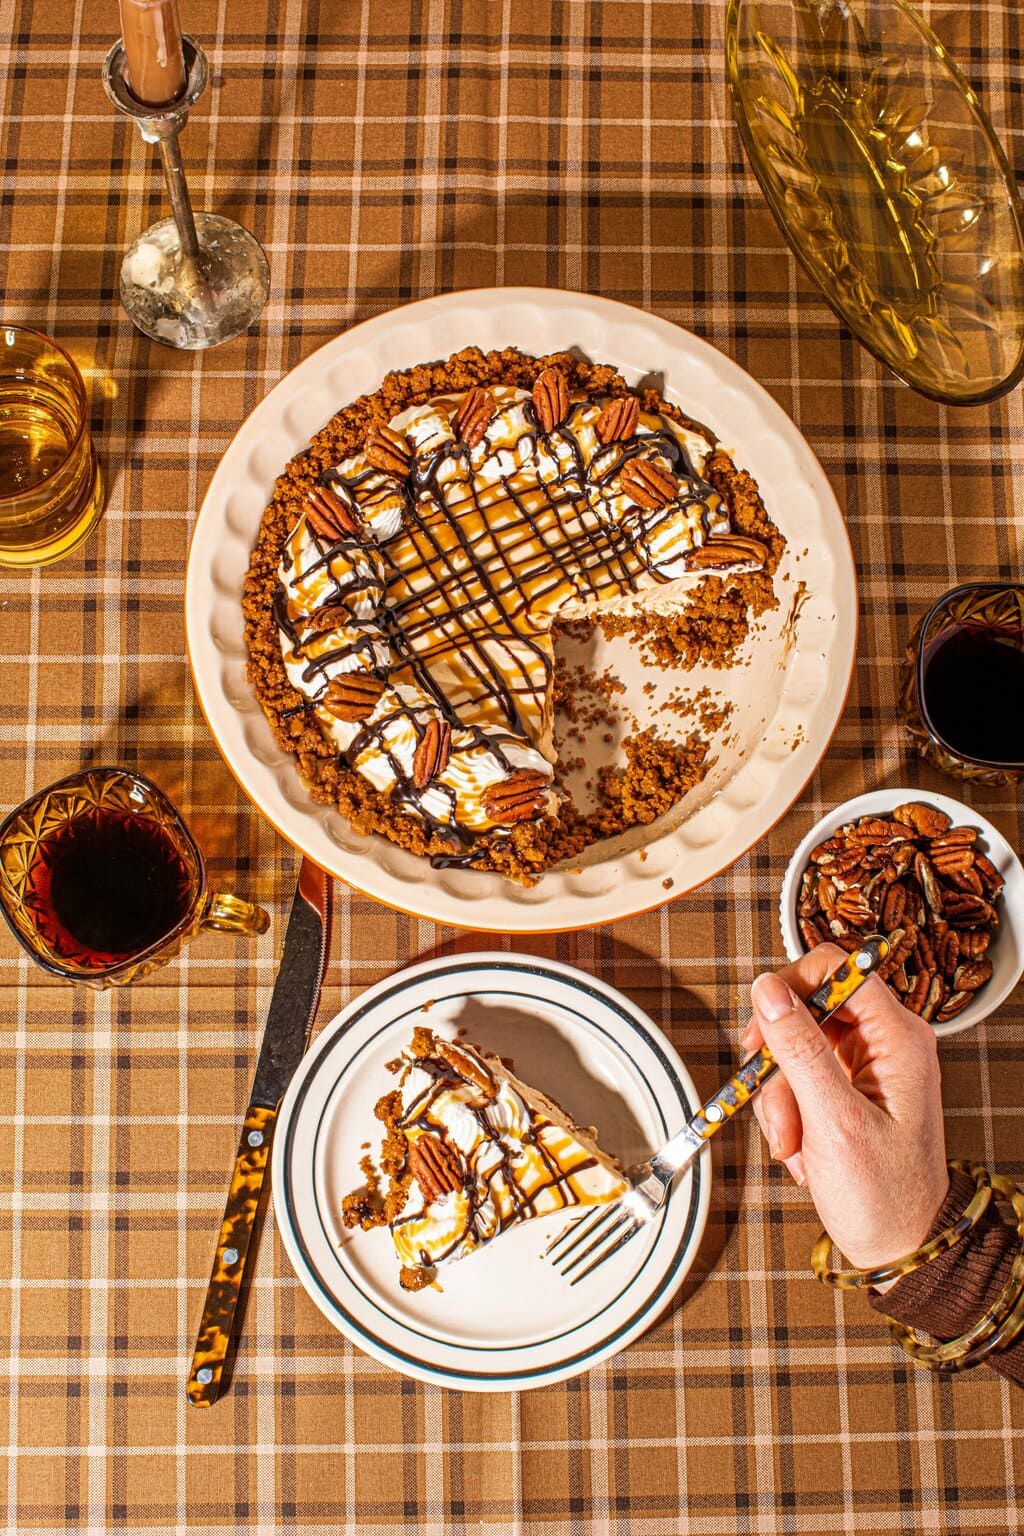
(740, 1020, 756, 1050)
(765, 1121, 782, 1160)
(751, 972, 797, 1022)
(785, 1151, 807, 1187)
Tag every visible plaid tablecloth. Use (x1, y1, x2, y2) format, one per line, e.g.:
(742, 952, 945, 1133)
(1, 0, 1023, 1529)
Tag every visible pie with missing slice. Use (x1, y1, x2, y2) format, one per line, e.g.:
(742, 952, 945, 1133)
(244, 347, 785, 883)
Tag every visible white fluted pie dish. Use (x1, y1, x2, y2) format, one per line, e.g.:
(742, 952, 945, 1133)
(185, 288, 857, 930)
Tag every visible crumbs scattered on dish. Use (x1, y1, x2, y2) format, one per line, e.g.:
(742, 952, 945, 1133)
(662, 877, 674, 891)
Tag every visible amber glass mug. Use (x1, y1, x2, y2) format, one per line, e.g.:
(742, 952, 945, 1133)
(0, 766, 269, 987)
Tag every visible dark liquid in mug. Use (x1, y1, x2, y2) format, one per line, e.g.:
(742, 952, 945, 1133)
(29, 810, 193, 968)
(922, 624, 1024, 764)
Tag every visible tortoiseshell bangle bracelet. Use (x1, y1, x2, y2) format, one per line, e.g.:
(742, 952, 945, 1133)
(883, 1173, 1024, 1373)
(810, 1160, 993, 1291)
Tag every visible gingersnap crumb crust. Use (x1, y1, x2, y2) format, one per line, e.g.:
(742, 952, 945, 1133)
(243, 346, 786, 886)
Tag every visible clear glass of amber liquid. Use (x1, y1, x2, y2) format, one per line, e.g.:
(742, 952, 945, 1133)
(0, 326, 106, 567)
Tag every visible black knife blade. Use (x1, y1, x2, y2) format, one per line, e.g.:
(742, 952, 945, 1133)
(186, 856, 331, 1407)
(249, 858, 330, 1108)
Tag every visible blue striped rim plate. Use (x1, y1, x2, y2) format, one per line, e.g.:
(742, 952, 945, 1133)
(272, 953, 711, 1392)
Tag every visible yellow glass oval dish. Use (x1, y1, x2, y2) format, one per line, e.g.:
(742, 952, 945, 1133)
(726, 0, 1024, 405)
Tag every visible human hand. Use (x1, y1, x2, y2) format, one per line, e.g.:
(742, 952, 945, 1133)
(742, 944, 950, 1273)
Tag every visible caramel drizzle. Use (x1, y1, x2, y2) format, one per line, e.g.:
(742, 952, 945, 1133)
(392, 1057, 605, 1265)
(277, 393, 719, 856)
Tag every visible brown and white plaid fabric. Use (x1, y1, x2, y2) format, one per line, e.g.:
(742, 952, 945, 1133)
(1, 0, 1023, 1528)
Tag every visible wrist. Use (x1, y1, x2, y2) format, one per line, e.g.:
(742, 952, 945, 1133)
(873, 1169, 1024, 1375)
(813, 1162, 986, 1292)
(826, 1169, 951, 1275)
(869, 1167, 1014, 1334)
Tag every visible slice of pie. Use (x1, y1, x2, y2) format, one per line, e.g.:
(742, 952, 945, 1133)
(342, 1027, 627, 1291)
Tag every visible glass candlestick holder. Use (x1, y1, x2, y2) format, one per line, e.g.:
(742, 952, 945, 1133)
(102, 37, 270, 350)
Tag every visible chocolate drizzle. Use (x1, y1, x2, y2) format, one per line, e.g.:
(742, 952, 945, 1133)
(275, 387, 723, 848)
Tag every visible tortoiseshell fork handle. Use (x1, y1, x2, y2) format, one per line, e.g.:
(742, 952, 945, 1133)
(186, 1102, 276, 1408)
(667, 936, 890, 1154)
(802, 935, 890, 1025)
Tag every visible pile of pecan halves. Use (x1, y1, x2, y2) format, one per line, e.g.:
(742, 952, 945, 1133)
(796, 801, 1003, 1025)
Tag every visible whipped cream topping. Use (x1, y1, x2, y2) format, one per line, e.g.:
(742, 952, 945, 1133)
(389, 1037, 626, 1274)
(275, 380, 733, 848)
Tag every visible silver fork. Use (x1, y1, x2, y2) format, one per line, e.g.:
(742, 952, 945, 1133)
(546, 936, 889, 1284)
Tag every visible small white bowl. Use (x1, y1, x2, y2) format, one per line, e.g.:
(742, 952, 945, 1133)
(779, 788, 1024, 1039)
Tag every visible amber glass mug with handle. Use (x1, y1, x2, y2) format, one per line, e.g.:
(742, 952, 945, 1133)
(0, 766, 269, 987)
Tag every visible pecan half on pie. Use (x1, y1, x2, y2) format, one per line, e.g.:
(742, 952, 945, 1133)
(244, 348, 784, 880)
(342, 1027, 626, 1291)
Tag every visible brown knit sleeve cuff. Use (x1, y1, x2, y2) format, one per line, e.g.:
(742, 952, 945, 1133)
(869, 1166, 1023, 1384)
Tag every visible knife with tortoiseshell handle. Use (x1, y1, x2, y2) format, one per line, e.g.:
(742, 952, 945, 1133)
(186, 857, 331, 1407)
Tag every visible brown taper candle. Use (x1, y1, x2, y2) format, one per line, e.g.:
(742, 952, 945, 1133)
(118, 0, 187, 106)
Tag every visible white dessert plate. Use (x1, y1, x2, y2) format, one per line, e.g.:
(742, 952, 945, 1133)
(272, 952, 711, 1392)
(185, 287, 857, 930)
